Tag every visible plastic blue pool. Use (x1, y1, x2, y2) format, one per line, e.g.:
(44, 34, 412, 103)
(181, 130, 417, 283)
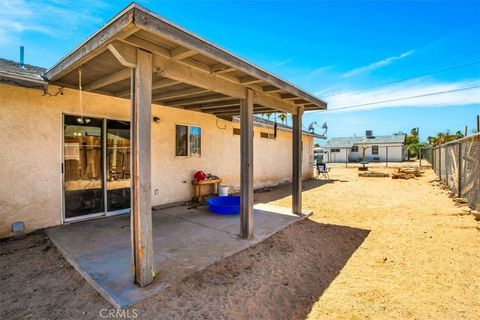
(207, 196, 240, 215)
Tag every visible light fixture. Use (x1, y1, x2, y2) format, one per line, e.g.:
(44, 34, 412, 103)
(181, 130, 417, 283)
(153, 116, 160, 122)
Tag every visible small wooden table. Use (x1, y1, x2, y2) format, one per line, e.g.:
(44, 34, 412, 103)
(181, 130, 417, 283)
(192, 178, 222, 202)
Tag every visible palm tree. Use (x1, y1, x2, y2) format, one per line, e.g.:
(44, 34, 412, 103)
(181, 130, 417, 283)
(278, 113, 287, 125)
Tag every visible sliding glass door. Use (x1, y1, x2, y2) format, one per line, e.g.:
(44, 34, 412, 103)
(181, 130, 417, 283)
(63, 115, 105, 219)
(106, 120, 131, 213)
(63, 115, 131, 221)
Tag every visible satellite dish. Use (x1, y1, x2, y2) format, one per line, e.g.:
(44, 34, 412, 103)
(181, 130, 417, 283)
(307, 121, 317, 133)
(322, 122, 328, 130)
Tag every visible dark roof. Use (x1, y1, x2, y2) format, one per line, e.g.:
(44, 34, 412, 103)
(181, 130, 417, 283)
(324, 134, 406, 148)
(0, 58, 46, 81)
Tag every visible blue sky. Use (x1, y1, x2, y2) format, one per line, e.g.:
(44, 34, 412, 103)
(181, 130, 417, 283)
(1, 0, 479, 141)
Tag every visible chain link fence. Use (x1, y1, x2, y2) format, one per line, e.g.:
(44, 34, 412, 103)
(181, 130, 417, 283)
(423, 133, 480, 210)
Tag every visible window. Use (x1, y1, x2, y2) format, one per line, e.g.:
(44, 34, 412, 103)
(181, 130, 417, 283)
(351, 146, 359, 152)
(189, 126, 201, 156)
(331, 148, 340, 153)
(175, 125, 201, 156)
(260, 132, 275, 139)
(372, 145, 379, 155)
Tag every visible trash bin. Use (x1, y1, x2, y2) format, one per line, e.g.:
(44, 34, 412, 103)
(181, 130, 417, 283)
(218, 185, 229, 196)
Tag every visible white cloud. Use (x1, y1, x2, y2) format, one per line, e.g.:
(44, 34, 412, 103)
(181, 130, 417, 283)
(0, 0, 108, 46)
(318, 79, 480, 113)
(342, 50, 415, 78)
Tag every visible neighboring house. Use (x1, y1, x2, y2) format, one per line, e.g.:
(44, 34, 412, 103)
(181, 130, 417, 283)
(323, 130, 406, 163)
(0, 55, 322, 238)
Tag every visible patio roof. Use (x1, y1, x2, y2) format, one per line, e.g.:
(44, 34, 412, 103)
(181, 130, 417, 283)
(42, 2, 315, 287)
(45, 3, 327, 117)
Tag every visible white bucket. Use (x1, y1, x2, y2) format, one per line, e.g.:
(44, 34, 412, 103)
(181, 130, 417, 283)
(218, 185, 229, 197)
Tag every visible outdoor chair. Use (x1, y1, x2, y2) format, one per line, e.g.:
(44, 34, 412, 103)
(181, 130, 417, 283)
(316, 163, 330, 179)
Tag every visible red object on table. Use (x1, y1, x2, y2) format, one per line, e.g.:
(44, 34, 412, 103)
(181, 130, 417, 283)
(194, 171, 207, 182)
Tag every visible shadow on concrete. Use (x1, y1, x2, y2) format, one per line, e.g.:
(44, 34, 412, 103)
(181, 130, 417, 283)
(1, 215, 369, 319)
(131, 218, 370, 319)
(45, 204, 311, 308)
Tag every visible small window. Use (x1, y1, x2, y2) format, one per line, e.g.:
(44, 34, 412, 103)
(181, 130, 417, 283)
(190, 126, 201, 156)
(372, 145, 379, 155)
(331, 148, 340, 153)
(233, 128, 241, 135)
(175, 125, 201, 156)
(351, 146, 358, 152)
(260, 132, 275, 139)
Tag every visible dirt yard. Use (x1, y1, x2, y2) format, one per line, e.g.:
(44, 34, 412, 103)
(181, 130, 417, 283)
(1, 165, 479, 319)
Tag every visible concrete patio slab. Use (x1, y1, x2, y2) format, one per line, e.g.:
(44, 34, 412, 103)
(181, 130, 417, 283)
(45, 204, 310, 308)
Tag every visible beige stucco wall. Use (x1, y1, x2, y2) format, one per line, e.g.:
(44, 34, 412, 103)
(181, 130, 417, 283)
(0, 83, 315, 238)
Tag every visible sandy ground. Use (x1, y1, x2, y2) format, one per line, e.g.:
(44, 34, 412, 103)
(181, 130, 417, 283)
(1, 165, 479, 319)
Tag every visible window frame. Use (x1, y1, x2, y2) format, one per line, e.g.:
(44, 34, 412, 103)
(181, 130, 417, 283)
(351, 145, 359, 152)
(260, 131, 276, 140)
(371, 145, 379, 155)
(175, 124, 202, 157)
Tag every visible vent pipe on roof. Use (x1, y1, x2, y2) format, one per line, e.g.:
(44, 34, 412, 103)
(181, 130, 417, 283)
(19, 46, 25, 69)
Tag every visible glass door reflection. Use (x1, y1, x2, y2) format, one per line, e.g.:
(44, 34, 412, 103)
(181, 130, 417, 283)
(106, 120, 131, 213)
(63, 115, 104, 219)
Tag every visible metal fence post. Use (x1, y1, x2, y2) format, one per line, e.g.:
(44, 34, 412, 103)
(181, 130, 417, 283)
(439, 146, 442, 182)
(386, 146, 389, 167)
(458, 141, 462, 197)
(446, 145, 449, 187)
(419, 146, 422, 167)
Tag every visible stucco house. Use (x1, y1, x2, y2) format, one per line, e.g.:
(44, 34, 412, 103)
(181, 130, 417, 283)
(0, 4, 327, 248)
(323, 131, 406, 163)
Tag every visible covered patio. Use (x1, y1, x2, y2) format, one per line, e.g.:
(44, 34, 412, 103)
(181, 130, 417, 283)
(45, 2, 326, 300)
(46, 203, 310, 308)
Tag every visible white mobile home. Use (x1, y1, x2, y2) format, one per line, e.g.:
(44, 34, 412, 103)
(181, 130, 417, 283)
(323, 131, 406, 163)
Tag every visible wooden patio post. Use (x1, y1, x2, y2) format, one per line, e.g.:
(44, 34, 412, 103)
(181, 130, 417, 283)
(131, 48, 154, 286)
(292, 107, 304, 214)
(240, 88, 254, 239)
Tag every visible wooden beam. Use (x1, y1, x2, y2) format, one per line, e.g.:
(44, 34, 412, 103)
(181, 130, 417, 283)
(152, 87, 208, 101)
(252, 90, 296, 114)
(108, 41, 137, 68)
(152, 54, 296, 113)
(213, 107, 271, 116)
(182, 58, 212, 73)
(131, 48, 154, 287)
(165, 94, 232, 107)
(263, 86, 282, 93)
(116, 78, 179, 98)
(185, 100, 240, 110)
(240, 88, 254, 239)
(84, 68, 131, 91)
(122, 34, 171, 58)
(292, 107, 304, 215)
(153, 54, 244, 98)
(171, 46, 196, 60)
(211, 105, 271, 114)
(133, 7, 326, 109)
(294, 99, 310, 105)
(211, 64, 235, 74)
(280, 93, 298, 100)
(239, 75, 262, 85)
